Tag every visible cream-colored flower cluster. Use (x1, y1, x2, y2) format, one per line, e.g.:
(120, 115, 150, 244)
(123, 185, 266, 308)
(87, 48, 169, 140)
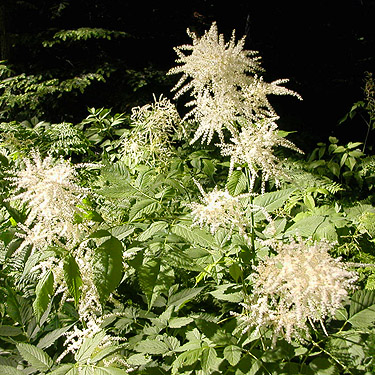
(190, 186, 248, 236)
(220, 118, 303, 192)
(190, 181, 272, 239)
(9, 151, 88, 251)
(121, 95, 182, 167)
(168, 22, 302, 189)
(238, 239, 357, 344)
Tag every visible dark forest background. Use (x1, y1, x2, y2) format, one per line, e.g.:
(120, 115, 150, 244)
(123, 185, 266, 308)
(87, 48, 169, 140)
(1, 0, 374, 152)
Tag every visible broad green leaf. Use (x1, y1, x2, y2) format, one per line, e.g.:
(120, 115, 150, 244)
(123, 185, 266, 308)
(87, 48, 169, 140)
(33, 270, 54, 322)
(135, 339, 170, 355)
(168, 287, 205, 309)
(16, 343, 53, 372)
(0, 366, 24, 375)
(137, 221, 168, 241)
(210, 284, 243, 303)
(226, 170, 248, 196)
(229, 263, 242, 283)
(253, 187, 296, 219)
(127, 353, 152, 366)
(129, 199, 159, 222)
(0, 325, 23, 336)
(63, 254, 83, 307)
(90, 345, 124, 364)
(309, 358, 338, 375)
(75, 330, 106, 363)
(92, 237, 123, 304)
(223, 345, 242, 366)
(201, 346, 220, 373)
(168, 317, 194, 328)
(93, 367, 129, 375)
(138, 258, 174, 309)
(48, 364, 77, 375)
(172, 223, 214, 248)
(349, 289, 375, 328)
(163, 244, 203, 271)
(37, 324, 74, 349)
(172, 348, 203, 374)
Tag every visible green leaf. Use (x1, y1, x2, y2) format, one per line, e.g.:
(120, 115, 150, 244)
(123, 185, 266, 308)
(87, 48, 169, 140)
(93, 367, 129, 375)
(168, 287, 205, 310)
(172, 348, 203, 374)
(138, 258, 174, 309)
(48, 364, 77, 375)
(92, 237, 123, 304)
(16, 343, 53, 372)
(127, 353, 152, 366)
(63, 254, 83, 307)
(0, 325, 23, 336)
(135, 339, 170, 355)
(172, 223, 214, 248)
(75, 331, 106, 363)
(253, 187, 296, 219)
(224, 345, 242, 366)
(0, 366, 24, 375)
(227, 170, 248, 196)
(309, 358, 338, 375)
(129, 199, 159, 222)
(349, 289, 375, 328)
(201, 346, 219, 373)
(137, 221, 168, 241)
(33, 270, 54, 322)
(169, 317, 194, 328)
(37, 324, 74, 349)
(210, 284, 243, 303)
(229, 263, 242, 283)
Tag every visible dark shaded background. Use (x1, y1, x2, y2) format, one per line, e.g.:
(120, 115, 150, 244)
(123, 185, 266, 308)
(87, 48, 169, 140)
(2, 0, 375, 151)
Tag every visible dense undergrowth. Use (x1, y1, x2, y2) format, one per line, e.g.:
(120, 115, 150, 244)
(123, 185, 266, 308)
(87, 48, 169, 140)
(0, 22, 375, 375)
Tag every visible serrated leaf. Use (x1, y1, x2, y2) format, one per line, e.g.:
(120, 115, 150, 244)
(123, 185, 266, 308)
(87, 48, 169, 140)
(137, 221, 168, 241)
(201, 346, 219, 373)
(210, 284, 243, 303)
(90, 345, 123, 364)
(172, 348, 203, 374)
(253, 187, 296, 219)
(93, 367, 129, 375)
(163, 244, 203, 271)
(63, 254, 83, 307)
(16, 343, 53, 372)
(349, 289, 375, 328)
(139, 258, 174, 309)
(75, 330, 106, 363)
(224, 345, 242, 366)
(0, 365, 24, 375)
(0, 325, 23, 336)
(33, 270, 54, 322)
(37, 324, 74, 349)
(48, 364, 77, 375)
(169, 317, 194, 328)
(92, 237, 123, 305)
(127, 353, 152, 366)
(135, 339, 170, 355)
(172, 223, 214, 248)
(168, 287, 204, 309)
(129, 199, 159, 222)
(226, 170, 248, 196)
(309, 357, 338, 375)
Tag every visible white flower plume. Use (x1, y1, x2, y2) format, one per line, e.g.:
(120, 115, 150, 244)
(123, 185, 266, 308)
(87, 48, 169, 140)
(237, 239, 357, 344)
(9, 150, 88, 250)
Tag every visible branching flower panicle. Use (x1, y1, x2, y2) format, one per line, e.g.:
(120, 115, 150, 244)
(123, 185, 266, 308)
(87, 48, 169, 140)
(8, 150, 88, 250)
(220, 118, 303, 192)
(121, 95, 182, 166)
(168, 22, 301, 146)
(237, 238, 357, 344)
